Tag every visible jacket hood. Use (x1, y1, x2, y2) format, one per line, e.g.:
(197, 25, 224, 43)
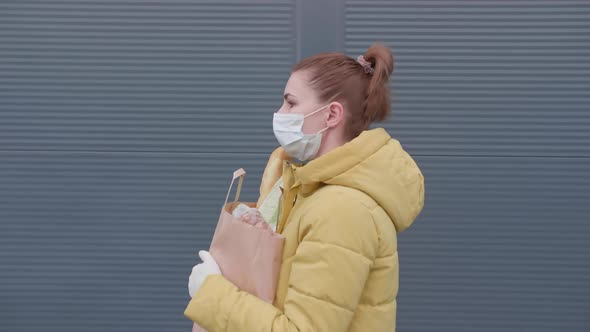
(293, 128, 425, 232)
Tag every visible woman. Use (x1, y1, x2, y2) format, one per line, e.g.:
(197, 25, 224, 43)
(186, 44, 425, 331)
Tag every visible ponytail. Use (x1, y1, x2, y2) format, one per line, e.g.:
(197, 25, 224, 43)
(362, 44, 394, 124)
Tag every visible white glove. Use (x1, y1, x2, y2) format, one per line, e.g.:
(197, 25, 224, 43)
(188, 250, 221, 298)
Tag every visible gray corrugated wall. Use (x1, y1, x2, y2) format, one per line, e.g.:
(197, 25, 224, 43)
(1, 1, 589, 331)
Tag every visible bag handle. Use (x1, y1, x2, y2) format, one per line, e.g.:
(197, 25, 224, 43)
(224, 168, 246, 206)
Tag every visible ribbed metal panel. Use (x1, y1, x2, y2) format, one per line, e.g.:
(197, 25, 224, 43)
(346, 1, 590, 331)
(0, 151, 269, 331)
(0, 0, 294, 153)
(0, 1, 294, 331)
(400, 156, 590, 331)
(346, 0, 590, 157)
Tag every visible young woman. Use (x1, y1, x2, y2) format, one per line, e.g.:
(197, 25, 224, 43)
(186, 44, 425, 332)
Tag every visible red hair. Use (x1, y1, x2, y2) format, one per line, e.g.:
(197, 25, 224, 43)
(292, 44, 394, 138)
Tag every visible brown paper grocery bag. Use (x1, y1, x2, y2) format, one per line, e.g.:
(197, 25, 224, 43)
(192, 169, 285, 332)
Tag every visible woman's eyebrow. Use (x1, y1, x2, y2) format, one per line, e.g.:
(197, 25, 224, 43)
(283, 93, 297, 100)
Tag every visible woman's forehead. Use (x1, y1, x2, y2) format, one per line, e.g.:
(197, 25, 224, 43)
(284, 71, 313, 99)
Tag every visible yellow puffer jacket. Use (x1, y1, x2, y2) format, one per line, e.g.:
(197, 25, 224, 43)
(185, 128, 425, 331)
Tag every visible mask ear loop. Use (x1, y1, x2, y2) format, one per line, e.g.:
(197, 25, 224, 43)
(318, 126, 330, 134)
(303, 91, 343, 119)
(303, 93, 342, 134)
(303, 104, 330, 119)
(303, 105, 331, 135)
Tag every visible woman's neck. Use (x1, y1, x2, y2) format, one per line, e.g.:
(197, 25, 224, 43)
(314, 126, 349, 160)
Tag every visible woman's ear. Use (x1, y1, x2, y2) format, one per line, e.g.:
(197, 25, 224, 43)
(326, 101, 345, 128)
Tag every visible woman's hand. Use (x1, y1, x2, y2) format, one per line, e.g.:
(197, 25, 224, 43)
(188, 251, 221, 298)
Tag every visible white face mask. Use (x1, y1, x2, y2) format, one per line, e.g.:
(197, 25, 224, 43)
(273, 104, 329, 161)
